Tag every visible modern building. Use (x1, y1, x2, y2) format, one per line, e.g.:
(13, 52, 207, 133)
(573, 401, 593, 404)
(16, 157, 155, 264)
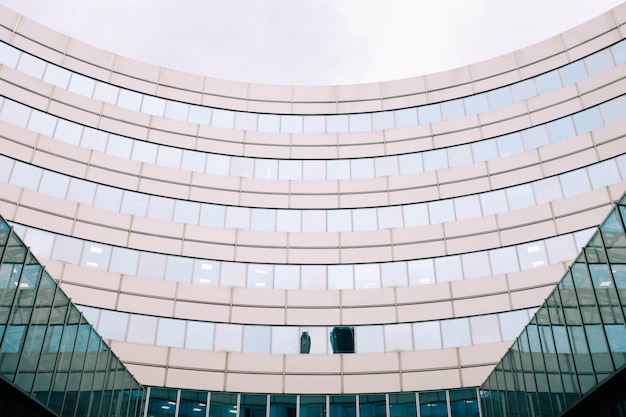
(0, 2, 625, 416)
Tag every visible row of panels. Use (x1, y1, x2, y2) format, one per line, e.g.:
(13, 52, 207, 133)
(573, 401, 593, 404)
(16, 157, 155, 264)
(2, 40, 624, 132)
(2, 93, 625, 183)
(2, 4, 623, 112)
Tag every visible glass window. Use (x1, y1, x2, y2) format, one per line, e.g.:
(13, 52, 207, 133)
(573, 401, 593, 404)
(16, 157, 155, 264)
(235, 112, 257, 130)
(423, 149, 447, 172)
(39, 171, 69, 199)
(584, 48, 614, 76)
(330, 396, 356, 417)
(179, 389, 209, 417)
(25, 228, 55, 259)
(413, 321, 441, 350)
(599, 95, 626, 126)
(193, 259, 220, 285)
(351, 159, 375, 179)
(303, 115, 325, 133)
(499, 310, 530, 340)
(247, 264, 273, 289)
(225, 206, 251, 229)
(378, 206, 403, 229)
(573, 107, 603, 135)
(117, 89, 142, 111)
(0, 155, 11, 182)
(97, 310, 128, 341)
(435, 256, 462, 282)
(418, 104, 441, 124)
(301, 265, 326, 290)
(442, 318, 471, 348)
(258, 114, 280, 132)
(156, 318, 185, 348)
(349, 114, 371, 132)
(0, 99, 30, 127)
(470, 315, 500, 344)
(429, 199, 455, 224)
(109, 247, 139, 275)
(282, 115, 303, 133)
(375, 156, 399, 177)
(395, 108, 417, 128)
(353, 208, 377, 231)
(398, 154, 423, 175)
(156, 146, 183, 168)
(147, 196, 175, 221)
(545, 234, 577, 264)
(17, 53, 46, 78)
(588, 159, 620, 189)
(560, 60, 587, 86)
(271, 327, 298, 354)
(68, 73, 95, 97)
(251, 209, 276, 231)
(403, 203, 429, 228)
(219, 262, 246, 287)
(50, 235, 83, 264)
(214, 324, 243, 351)
(381, 262, 408, 287)
(205, 154, 230, 176)
(487, 87, 513, 109)
(243, 325, 271, 353)
(327, 210, 351, 232)
(461, 251, 490, 279)
(188, 105, 212, 125)
(517, 241, 548, 269)
(326, 115, 349, 133)
(489, 246, 519, 275)
(80, 242, 112, 271)
(255, 159, 278, 180)
(521, 125, 549, 150)
(535, 70, 562, 95)
(273, 265, 300, 290)
(481, 190, 508, 216)
(327, 160, 350, 180)
(454, 195, 482, 221)
(354, 264, 380, 289)
(464, 93, 488, 115)
(408, 259, 435, 286)
(511, 79, 537, 101)
(384, 323, 412, 352)
(173, 200, 200, 224)
(328, 265, 353, 290)
(389, 393, 417, 417)
(121, 191, 148, 216)
(355, 326, 384, 353)
(276, 210, 301, 232)
(278, 160, 302, 180)
(54, 119, 83, 145)
(27, 110, 57, 136)
(611, 40, 626, 64)
(186, 321, 214, 350)
(496, 132, 523, 157)
(372, 111, 395, 130)
(303, 160, 326, 180)
(301, 210, 326, 232)
(230, 156, 254, 178)
(10, 161, 42, 191)
(212, 109, 235, 129)
(126, 315, 157, 345)
(106, 134, 133, 159)
(137, 252, 167, 279)
(81, 126, 108, 152)
(447, 144, 473, 167)
(67, 179, 96, 205)
(164, 101, 189, 122)
(560, 169, 591, 197)
(141, 95, 166, 116)
(533, 177, 563, 205)
(200, 204, 226, 228)
(472, 139, 498, 163)
(131, 140, 158, 164)
(181, 150, 206, 172)
(0, 42, 20, 68)
(440, 99, 465, 120)
(506, 183, 535, 211)
(300, 395, 327, 417)
(449, 389, 479, 417)
(547, 117, 576, 143)
(165, 256, 193, 283)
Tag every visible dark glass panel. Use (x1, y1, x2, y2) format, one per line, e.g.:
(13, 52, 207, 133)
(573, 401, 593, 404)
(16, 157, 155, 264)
(419, 391, 448, 417)
(178, 389, 208, 417)
(389, 393, 416, 417)
(300, 395, 326, 417)
(359, 394, 385, 417)
(147, 387, 178, 417)
(240, 394, 266, 417)
(449, 389, 479, 417)
(209, 392, 237, 417)
(329, 395, 355, 417)
(270, 394, 296, 417)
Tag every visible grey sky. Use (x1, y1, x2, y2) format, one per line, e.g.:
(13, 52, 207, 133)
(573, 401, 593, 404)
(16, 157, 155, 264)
(1, 0, 623, 85)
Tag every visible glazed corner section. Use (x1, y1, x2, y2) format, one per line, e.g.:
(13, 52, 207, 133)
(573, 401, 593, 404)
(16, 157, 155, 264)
(480, 193, 626, 417)
(0, 217, 143, 417)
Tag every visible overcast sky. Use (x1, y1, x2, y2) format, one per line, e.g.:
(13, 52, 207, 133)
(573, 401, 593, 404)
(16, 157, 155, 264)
(1, 0, 623, 85)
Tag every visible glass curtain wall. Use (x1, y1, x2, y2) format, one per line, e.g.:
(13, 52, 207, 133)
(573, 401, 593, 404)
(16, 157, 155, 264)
(0, 216, 143, 417)
(480, 193, 626, 417)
